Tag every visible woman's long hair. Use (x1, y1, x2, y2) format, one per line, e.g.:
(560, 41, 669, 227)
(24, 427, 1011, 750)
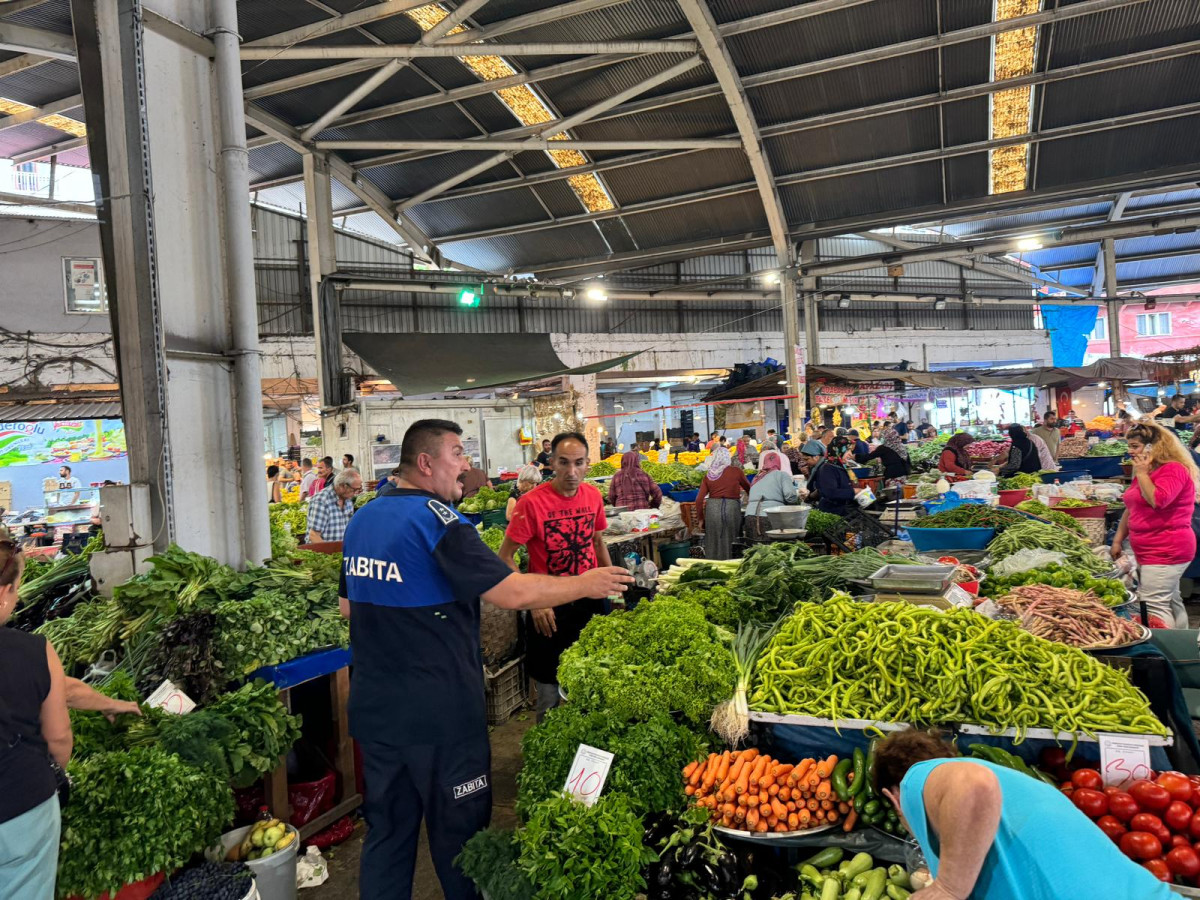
(1127, 422, 1200, 498)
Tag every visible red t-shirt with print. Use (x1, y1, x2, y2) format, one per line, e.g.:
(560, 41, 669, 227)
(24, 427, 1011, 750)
(506, 481, 607, 576)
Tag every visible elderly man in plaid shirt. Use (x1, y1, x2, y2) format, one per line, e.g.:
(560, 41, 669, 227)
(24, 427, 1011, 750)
(307, 469, 362, 543)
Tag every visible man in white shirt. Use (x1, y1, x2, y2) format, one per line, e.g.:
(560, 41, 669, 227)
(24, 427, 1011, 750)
(299, 458, 318, 499)
(57, 465, 81, 490)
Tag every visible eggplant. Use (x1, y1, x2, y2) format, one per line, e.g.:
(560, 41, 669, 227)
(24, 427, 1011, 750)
(655, 860, 675, 888)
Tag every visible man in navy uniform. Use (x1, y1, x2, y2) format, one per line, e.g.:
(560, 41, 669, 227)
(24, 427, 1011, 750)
(339, 419, 632, 900)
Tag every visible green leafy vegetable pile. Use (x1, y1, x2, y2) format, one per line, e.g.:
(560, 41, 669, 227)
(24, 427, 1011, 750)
(204, 680, 305, 788)
(1087, 439, 1128, 457)
(516, 706, 709, 819)
(803, 510, 846, 540)
(665, 584, 747, 628)
(558, 598, 735, 725)
(1053, 497, 1105, 509)
(724, 542, 817, 619)
(354, 489, 376, 508)
(999, 472, 1043, 490)
(57, 747, 235, 900)
(458, 484, 512, 513)
(514, 793, 654, 900)
(907, 434, 950, 470)
(783, 548, 924, 594)
(455, 829, 533, 900)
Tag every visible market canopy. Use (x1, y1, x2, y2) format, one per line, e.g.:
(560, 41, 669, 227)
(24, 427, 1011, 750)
(342, 333, 641, 396)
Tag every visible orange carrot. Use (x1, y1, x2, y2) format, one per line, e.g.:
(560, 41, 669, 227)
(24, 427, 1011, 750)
(683, 760, 700, 781)
(723, 802, 735, 818)
(807, 769, 821, 789)
(837, 801, 850, 814)
(798, 808, 812, 826)
(790, 758, 815, 786)
(786, 800, 796, 812)
(755, 818, 769, 833)
(767, 783, 779, 797)
(826, 810, 840, 825)
(807, 798, 819, 811)
(814, 808, 826, 822)
(716, 751, 732, 783)
(774, 823, 788, 833)
(688, 760, 706, 787)
(817, 779, 832, 801)
(820, 799, 832, 811)
(778, 786, 791, 802)
(734, 807, 745, 823)
(773, 764, 794, 783)
(727, 754, 747, 785)
(745, 794, 760, 808)
(746, 807, 760, 829)
(787, 813, 799, 829)
(734, 762, 752, 796)
(842, 808, 858, 832)
(701, 755, 720, 791)
(816, 754, 838, 779)
(758, 792, 770, 808)
(737, 793, 749, 807)
(766, 814, 779, 828)
(770, 797, 788, 820)
(685, 785, 695, 796)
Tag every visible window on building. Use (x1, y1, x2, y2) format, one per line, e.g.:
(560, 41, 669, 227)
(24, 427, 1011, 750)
(1136, 312, 1171, 336)
(12, 161, 46, 194)
(1091, 317, 1108, 341)
(62, 258, 108, 314)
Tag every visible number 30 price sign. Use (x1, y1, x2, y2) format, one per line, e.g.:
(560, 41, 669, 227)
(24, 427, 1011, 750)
(563, 744, 614, 806)
(1099, 734, 1153, 788)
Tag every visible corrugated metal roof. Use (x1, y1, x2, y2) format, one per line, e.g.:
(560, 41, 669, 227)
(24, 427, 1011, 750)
(0, 59, 79, 107)
(539, 56, 715, 121)
(620, 192, 768, 247)
(406, 186, 552, 237)
(0, 202, 92, 221)
(0, 0, 72, 34)
(0, 400, 122, 422)
(441, 221, 613, 272)
(598, 148, 752, 207)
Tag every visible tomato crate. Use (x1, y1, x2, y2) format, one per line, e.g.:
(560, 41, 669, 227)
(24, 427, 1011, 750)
(485, 654, 528, 725)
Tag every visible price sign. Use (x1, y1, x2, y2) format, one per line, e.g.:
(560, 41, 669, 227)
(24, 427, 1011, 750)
(146, 679, 196, 715)
(563, 743, 614, 806)
(1099, 733, 1153, 788)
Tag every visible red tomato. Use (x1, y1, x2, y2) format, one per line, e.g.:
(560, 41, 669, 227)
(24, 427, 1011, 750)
(1072, 789, 1109, 819)
(937, 556, 960, 565)
(1156, 772, 1195, 804)
(1103, 786, 1122, 797)
(1096, 815, 1128, 842)
(1144, 859, 1172, 882)
(1166, 801, 1194, 833)
(1191, 812, 1200, 840)
(1131, 813, 1172, 845)
(1130, 780, 1173, 812)
(1120, 831, 1164, 861)
(1072, 769, 1104, 791)
(1108, 792, 1141, 823)
(1172, 834, 1193, 848)
(1168, 846, 1200, 878)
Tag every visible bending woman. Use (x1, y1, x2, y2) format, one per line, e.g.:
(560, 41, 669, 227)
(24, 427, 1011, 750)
(938, 433, 975, 476)
(696, 446, 750, 559)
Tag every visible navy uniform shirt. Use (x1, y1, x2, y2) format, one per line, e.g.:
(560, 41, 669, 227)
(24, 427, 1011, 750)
(340, 488, 514, 745)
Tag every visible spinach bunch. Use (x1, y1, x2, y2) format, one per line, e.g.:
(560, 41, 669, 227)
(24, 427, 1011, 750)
(206, 680, 303, 788)
(726, 542, 818, 618)
(135, 610, 226, 703)
(213, 590, 311, 676)
(557, 599, 735, 725)
(454, 829, 534, 900)
(57, 747, 234, 900)
(515, 794, 655, 900)
(516, 706, 710, 819)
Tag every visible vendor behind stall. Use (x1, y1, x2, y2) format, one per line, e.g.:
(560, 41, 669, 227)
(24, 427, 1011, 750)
(875, 729, 1172, 900)
(997, 425, 1041, 477)
(608, 450, 662, 510)
(805, 437, 857, 515)
(938, 433, 975, 476)
(865, 427, 911, 489)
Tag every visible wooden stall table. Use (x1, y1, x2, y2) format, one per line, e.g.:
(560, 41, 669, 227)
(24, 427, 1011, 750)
(250, 646, 361, 839)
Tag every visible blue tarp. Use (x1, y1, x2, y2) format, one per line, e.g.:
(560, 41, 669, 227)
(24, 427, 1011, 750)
(1041, 305, 1099, 366)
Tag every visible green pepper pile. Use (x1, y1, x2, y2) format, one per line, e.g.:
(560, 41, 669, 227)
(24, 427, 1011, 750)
(999, 472, 1043, 490)
(750, 596, 1165, 737)
(986, 522, 1112, 574)
(1014, 500, 1085, 535)
(982, 563, 1126, 606)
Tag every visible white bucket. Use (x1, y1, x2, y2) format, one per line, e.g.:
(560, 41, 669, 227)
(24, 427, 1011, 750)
(208, 825, 299, 900)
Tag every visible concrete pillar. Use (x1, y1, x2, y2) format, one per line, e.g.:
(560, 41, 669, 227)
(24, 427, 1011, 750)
(1102, 238, 1122, 358)
(649, 387, 672, 445)
(303, 153, 338, 407)
(569, 373, 602, 463)
(71, 0, 268, 565)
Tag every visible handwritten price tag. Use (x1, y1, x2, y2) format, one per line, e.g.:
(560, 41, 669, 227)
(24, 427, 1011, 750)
(1099, 733, 1153, 788)
(563, 743, 614, 806)
(146, 679, 196, 715)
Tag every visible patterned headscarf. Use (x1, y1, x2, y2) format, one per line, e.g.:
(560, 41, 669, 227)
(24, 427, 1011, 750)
(619, 450, 642, 471)
(707, 446, 732, 481)
(826, 436, 851, 471)
(882, 427, 909, 460)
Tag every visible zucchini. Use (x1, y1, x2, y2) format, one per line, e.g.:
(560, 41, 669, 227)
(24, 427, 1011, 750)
(885, 885, 911, 900)
(799, 848, 845, 870)
(861, 869, 888, 900)
(843, 854, 874, 880)
(832, 758, 854, 801)
(848, 747, 867, 797)
(821, 876, 842, 900)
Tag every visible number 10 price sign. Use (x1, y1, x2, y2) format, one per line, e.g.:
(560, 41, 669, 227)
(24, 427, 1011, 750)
(563, 743, 614, 806)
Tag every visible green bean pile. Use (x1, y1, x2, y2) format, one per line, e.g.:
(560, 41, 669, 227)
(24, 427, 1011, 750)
(987, 521, 1112, 574)
(750, 596, 1165, 738)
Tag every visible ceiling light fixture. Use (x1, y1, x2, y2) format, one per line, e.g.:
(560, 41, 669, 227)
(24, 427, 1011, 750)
(763, 271, 781, 285)
(934, 298, 948, 310)
(1015, 237, 1044, 252)
(585, 285, 608, 303)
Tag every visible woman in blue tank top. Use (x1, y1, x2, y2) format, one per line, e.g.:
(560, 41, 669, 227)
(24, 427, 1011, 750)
(874, 730, 1174, 899)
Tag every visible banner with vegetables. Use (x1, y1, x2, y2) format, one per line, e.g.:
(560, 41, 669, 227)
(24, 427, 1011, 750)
(0, 417, 126, 466)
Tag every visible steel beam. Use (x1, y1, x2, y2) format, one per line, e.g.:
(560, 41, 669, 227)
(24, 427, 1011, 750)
(0, 21, 76, 60)
(244, 0, 433, 47)
(439, 0, 630, 43)
(9, 136, 87, 164)
(1103, 238, 1122, 357)
(1091, 191, 1132, 294)
(142, 9, 214, 57)
(1048, 244, 1200, 274)
(243, 60, 385, 100)
(320, 138, 736, 151)
(0, 92, 83, 133)
(803, 212, 1200, 277)
(0, 190, 95, 215)
(241, 40, 698, 59)
(302, 153, 337, 407)
(396, 55, 705, 210)
(300, 0, 492, 141)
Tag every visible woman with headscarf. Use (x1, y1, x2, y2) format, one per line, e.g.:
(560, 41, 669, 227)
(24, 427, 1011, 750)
(743, 450, 800, 538)
(866, 427, 912, 490)
(805, 437, 858, 515)
(734, 435, 759, 467)
(783, 438, 805, 475)
(608, 450, 663, 510)
(939, 433, 975, 476)
(998, 424, 1041, 476)
(695, 446, 751, 559)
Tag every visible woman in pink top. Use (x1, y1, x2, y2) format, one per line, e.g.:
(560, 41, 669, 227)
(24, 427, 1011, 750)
(1111, 423, 1199, 628)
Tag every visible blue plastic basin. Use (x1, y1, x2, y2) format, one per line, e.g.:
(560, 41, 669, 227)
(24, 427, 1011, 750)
(905, 525, 996, 551)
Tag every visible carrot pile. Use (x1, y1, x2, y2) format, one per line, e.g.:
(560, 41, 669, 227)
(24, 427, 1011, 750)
(681, 749, 857, 834)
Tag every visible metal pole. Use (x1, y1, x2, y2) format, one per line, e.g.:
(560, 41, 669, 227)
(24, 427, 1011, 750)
(319, 138, 739, 151)
(240, 40, 699, 59)
(1103, 238, 1122, 358)
(212, 0, 271, 566)
(302, 153, 337, 406)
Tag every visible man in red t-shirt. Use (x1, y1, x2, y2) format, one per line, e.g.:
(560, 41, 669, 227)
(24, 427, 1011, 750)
(500, 432, 612, 721)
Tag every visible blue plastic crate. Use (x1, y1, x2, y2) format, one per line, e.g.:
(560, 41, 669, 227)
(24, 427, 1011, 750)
(656, 482, 675, 493)
(904, 525, 996, 551)
(666, 489, 698, 502)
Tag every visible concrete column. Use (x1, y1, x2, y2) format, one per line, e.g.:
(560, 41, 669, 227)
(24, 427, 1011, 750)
(1102, 238, 1122, 358)
(70, 0, 267, 565)
(798, 240, 820, 433)
(302, 153, 337, 406)
(649, 386, 672, 445)
(569, 373, 602, 463)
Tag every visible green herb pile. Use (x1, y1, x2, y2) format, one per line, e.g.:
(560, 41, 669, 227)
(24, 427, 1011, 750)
(982, 563, 1126, 607)
(1014, 500, 1085, 535)
(557, 598, 735, 725)
(1087, 440, 1128, 457)
(455, 830, 533, 900)
(987, 522, 1111, 573)
(57, 747, 235, 900)
(14, 533, 104, 630)
(268, 503, 307, 541)
(516, 706, 709, 818)
(664, 584, 750, 628)
(724, 542, 817, 618)
(912, 505, 1026, 532)
(354, 489, 376, 508)
(803, 510, 846, 539)
(907, 434, 950, 470)
(751, 595, 1164, 737)
(782, 547, 924, 594)
(515, 793, 655, 900)
(641, 461, 704, 488)
(1054, 497, 1104, 509)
